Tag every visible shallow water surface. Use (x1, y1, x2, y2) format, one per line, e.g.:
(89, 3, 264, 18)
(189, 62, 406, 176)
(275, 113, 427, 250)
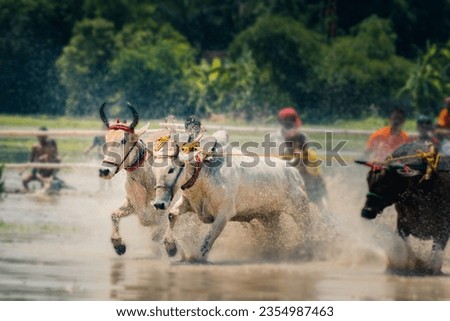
(0, 168, 449, 300)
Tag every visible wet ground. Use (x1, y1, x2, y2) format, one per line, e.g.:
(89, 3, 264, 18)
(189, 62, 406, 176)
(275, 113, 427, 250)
(0, 165, 449, 300)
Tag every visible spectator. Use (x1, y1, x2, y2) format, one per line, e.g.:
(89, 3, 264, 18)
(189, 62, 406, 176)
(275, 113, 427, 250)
(84, 127, 106, 159)
(365, 108, 410, 161)
(415, 115, 441, 150)
(22, 127, 61, 192)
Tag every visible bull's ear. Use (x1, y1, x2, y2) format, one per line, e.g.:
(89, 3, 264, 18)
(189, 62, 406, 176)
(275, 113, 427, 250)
(135, 122, 150, 136)
(200, 137, 217, 152)
(395, 168, 422, 178)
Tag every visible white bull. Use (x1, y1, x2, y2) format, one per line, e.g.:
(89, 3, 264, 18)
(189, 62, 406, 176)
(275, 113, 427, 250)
(98, 103, 167, 255)
(152, 130, 310, 262)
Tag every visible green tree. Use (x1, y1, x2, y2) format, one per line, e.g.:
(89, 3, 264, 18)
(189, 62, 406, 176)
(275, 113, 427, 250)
(399, 42, 450, 114)
(229, 15, 324, 111)
(56, 18, 116, 115)
(316, 15, 413, 120)
(184, 49, 292, 120)
(335, 0, 450, 58)
(0, 0, 83, 115)
(111, 23, 196, 118)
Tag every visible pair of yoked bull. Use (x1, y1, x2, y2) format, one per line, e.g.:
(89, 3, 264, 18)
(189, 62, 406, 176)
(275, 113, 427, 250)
(99, 103, 310, 261)
(98, 103, 450, 271)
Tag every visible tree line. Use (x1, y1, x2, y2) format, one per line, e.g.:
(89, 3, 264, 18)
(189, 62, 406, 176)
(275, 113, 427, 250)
(1, 0, 449, 122)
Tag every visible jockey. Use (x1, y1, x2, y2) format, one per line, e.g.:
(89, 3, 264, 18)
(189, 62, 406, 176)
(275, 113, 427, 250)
(365, 108, 410, 162)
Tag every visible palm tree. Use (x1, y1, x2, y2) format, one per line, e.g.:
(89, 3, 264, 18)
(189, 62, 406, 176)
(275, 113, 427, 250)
(399, 43, 450, 115)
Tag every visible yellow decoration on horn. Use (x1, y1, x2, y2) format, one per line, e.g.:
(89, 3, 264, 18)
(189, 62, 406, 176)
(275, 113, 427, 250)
(154, 135, 170, 151)
(181, 141, 200, 154)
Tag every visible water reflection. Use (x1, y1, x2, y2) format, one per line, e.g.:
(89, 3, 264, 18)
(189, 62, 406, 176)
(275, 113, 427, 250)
(109, 259, 322, 300)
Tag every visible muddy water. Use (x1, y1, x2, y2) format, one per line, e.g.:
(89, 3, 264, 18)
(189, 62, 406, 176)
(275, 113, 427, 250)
(0, 166, 449, 300)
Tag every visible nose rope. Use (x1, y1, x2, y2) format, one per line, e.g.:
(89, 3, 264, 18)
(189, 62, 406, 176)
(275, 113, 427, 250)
(102, 140, 142, 174)
(181, 153, 203, 190)
(366, 192, 385, 201)
(125, 140, 148, 172)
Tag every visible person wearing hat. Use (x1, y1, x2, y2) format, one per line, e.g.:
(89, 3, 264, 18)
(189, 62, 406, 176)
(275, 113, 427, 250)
(270, 107, 328, 208)
(22, 127, 61, 192)
(271, 107, 308, 157)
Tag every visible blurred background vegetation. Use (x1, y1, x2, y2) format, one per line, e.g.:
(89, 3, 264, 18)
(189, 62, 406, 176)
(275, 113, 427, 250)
(1, 0, 449, 123)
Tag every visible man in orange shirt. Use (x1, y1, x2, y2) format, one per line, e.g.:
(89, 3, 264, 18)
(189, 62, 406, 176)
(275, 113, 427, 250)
(437, 97, 450, 129)
(365, 108, 410, 161)
(435, 97, 450, 144)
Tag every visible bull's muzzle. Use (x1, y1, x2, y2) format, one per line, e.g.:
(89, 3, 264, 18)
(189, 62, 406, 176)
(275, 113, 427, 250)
(99, 168, 110, 178)
(98, 168, 111, 178)
(361, 207, 378, 220)
(153, 201, 167, 210)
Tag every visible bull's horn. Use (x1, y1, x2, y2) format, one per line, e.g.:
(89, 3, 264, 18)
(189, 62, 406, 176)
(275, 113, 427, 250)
(99, 102, 109, 128)
(355, 160, 374, 167)
(127, 102, 139, 129)
(354, 160, 386, 170)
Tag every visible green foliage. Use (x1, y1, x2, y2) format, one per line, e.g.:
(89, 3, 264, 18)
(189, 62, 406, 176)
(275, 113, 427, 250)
(229, 15, 324, 106)
(111, 23, 196, 118)
(316, 15, 413, 120)
(56, 18, 116, 115)
(0, 0, 83, 115)
(57, 2, 197, 118)
(2, 0, 450, 122)
(398, 42, 450, 114)
(184, 49, 291, 120)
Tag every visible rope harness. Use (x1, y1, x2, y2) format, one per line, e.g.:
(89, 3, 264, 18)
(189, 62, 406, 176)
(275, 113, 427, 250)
(385, 145, 441, 181)
(364, 145, 442, 202)
(102, 126, 147, 173)
(125, 142, 148, 172)
(180, 153, 203, 190)
(154, 135, 204, 190)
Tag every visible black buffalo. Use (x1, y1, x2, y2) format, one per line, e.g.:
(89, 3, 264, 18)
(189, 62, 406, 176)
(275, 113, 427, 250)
(358, 142, 450, 273)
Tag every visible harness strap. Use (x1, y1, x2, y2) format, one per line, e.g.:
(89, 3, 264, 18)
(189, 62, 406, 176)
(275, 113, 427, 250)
(109, 125, 134, 133)
(125, 142, 148, 172)
(384, 145, 442, 180)
(181, 154, 203, 190)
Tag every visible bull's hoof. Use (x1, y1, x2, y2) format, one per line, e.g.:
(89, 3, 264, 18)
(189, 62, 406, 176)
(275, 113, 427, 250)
(188, 258, 211, 265)
(164, 241, 178, 257)
(112, 238, 126, 255)
(114, 244, 127, 255)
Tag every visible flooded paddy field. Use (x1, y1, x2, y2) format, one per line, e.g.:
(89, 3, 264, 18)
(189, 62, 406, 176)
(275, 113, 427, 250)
(0, 166, 449, 300)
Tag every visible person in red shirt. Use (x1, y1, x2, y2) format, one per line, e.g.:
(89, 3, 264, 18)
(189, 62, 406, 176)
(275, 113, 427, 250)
(365, 108, 410, 161)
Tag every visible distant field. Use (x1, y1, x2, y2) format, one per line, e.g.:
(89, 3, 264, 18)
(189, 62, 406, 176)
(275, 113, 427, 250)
(0, 114, 418, 163)
(0, 114, 418, 130)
